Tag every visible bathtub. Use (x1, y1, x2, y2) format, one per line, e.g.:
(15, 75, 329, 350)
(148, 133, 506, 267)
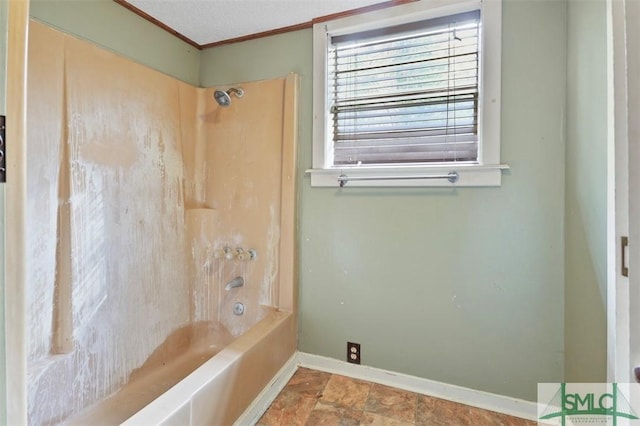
(65, 309, 295, 425)
(25, 22, 300, 423)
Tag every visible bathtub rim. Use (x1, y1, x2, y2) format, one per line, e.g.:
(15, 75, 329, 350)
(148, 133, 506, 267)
(120, 308, 293, 425)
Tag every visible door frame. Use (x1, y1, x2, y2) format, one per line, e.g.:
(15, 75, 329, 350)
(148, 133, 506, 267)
(607, 0, 640, 384)
(5, 0, 29, 424)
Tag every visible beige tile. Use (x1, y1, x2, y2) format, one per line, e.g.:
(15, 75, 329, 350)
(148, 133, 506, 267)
(360, 412, 415, 426)
(257, 390, 317, 426)
(465, 406, 534, 426)
(284, 367, 332, 398)
(259, 369, 537, 426)
(416, 394, 467, 426)
(364, 384, 417, 424)
(321, 374, 372, 410)
(305, 401, 364, 426)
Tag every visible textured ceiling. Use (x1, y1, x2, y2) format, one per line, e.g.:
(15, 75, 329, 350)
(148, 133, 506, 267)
(123, 0, 385, 46)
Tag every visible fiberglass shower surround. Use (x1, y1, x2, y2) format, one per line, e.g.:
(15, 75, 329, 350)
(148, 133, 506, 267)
(26, 21, 295, 425)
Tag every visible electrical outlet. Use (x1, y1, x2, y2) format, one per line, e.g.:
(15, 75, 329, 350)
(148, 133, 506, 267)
(347, 342, 361, 364)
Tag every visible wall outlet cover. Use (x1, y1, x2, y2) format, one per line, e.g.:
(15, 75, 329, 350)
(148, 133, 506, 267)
(347, 342, 361, 364)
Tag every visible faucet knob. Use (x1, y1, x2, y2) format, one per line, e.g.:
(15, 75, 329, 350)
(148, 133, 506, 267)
(224, 246, 234, 260)
(235, 248, 257, 261)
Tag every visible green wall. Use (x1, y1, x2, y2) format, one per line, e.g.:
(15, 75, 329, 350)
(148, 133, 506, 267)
(29, 0, 201, 85)
(201, 0, 567, 402)
(565, 0, 607, 382)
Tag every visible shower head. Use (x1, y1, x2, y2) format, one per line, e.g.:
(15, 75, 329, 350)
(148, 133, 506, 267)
(213, 87, 244, 107)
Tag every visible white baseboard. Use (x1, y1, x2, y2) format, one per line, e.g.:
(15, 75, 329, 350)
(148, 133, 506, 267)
(233, 353, 299, 426)
(296, 352, 538, 421)
(238, 351, 538, 423)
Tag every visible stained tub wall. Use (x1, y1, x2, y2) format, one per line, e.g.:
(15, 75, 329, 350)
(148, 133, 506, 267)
(201, 77, 291, 335)
(26, 20, 297, 424)
(26, 21, 200, 424)
(122, 74, 299, 426)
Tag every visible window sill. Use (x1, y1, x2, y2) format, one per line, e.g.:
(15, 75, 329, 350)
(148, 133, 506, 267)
(305, 164, 510, 188)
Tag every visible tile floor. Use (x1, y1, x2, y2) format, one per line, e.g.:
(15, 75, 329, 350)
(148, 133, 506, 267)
(257, 368, 538, 426)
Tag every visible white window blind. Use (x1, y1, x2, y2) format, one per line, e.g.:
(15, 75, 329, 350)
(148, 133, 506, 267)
(329, 10, 481, 166)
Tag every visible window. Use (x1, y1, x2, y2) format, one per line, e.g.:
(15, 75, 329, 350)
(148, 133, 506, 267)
(309, 0, 506, 187)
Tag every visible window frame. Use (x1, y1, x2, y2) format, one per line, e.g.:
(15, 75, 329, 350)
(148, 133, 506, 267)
(309, 0, 507, 187)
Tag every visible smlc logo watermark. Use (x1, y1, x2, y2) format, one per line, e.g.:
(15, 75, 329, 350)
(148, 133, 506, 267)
(538, 383, 640, 425)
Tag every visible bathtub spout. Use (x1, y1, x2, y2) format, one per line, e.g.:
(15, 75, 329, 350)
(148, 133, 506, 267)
(225, 276, 244, 291)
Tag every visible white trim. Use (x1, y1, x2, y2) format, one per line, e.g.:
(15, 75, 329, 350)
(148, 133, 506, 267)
(306, 164, 509, 187)
(607, 0, 631, 383)
(323, 0, 480, 38)
(312, 20, 329, 170)
(233, 354, 299, 426)
(240, 352, 538, 422)
(624, 0, 640, 379)
(606, 0, 620, 383)
(311, 0, 505, 188)
(478, 0, 502, 166)
(296, 352, 537, 421)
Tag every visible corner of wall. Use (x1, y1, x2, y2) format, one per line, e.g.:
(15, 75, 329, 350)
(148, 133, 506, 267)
(29, 0, 201, 86)
(564, 0, 608, 383)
